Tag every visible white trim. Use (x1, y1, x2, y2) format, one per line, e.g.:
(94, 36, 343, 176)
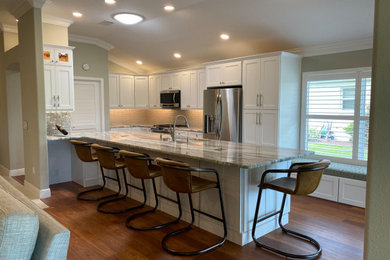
(288, 37, 373, 57)
(40, 188, 51, 199)
(69, 34, 114, 51)
(10, 0, 50, 19)
(24, 180, 51, 199)
(108, 55, 144, 74)
(42, 15, 73, 27)
(73, 76, 105, 131)
(0, 24, 18, 33)
(9, 168, 25, 176)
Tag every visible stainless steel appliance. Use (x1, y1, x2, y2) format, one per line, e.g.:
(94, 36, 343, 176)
(203, 87, 242, 142)
(160, 90, 180, 109)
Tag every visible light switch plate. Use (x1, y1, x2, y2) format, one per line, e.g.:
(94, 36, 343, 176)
(23, 121, 28, 130)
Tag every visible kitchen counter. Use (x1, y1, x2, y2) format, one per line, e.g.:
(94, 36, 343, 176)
(47, 129, 312, 246)
(49, 129, 311, 169)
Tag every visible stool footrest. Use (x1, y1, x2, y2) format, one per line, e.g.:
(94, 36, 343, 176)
(77, 186, 119, 201)
(97, 195, 146, 214)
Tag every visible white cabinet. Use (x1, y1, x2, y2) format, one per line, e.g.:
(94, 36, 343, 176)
(181, 71, 198, 109)
(43, 45, 75, 111)
(206, 61, 242, 87)
(171, 73, 182, 90)
(134, 76, 149, 108)
(149, 75, 161, 108)
(109, 74, 135, 108)
(243, 110, 278, 146)
(243, 56, 280, 110)
(198, 69, 206, 109)
(242, 52, 302, 149)
(161, 74, 173, 90)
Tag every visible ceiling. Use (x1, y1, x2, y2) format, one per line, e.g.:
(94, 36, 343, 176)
(1, 0, 375, 74)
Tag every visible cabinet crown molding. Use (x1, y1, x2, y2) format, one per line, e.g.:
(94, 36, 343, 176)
(10, 0, 51, 19)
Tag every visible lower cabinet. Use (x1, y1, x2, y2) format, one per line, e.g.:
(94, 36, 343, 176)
(243, 109, 278, 146)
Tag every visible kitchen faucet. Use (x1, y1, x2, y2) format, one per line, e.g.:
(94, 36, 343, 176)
(171, 115, 190, 141)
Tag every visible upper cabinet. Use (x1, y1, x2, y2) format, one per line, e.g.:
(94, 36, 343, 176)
(134, 76, 149, 108)
(206, 61, 242, 87)
(161, 74, 173, 90)
(109, 74, 135, 108)
(197, 70, 206, 109)
(181, 70, 198, 109)
(149, 75, 161, 109)
(43, 45, 75, 111)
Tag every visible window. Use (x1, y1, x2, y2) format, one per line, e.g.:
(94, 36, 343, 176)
(301, 68, 371, 164)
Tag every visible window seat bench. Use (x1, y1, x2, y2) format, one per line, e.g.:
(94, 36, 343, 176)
(291, 158, 367, 208)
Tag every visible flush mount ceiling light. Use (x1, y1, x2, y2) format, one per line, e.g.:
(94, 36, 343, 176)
(136, 60, 143, 65)
(113, 13, 144, 25)
(105, 0, 116, 4)
(220, 33, 230, 40)
(72, 11, 83, 18)
(173, 53, 182, 59)
(164, 4, 175, 12)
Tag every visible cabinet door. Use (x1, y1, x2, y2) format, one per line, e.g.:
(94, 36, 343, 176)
(182, 71, 197, 109)
(259, 110, 278, 146)
(56, 66, 74, 110)
(134, 76, 149, 108)
(260, 56, 280, 110)
(119, 75, 135, 108)
(54, 48, 73, 67)
(171, 73, 182, 90)
(197, 69, 206, 109)
(44, 65, 56, 110)
(243, 58, 261, 109)
(206, 64, 223, 87)
(242, 110, 260, 145)
(109, 74, 120, 108)
(222, 61, 242, 86)
(149, 75, 161, 108)
(161, 74, 172, 90)
(43, 47, 55, 65)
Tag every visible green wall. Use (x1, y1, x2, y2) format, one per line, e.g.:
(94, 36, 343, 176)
(302, 49, 372, 72)
(364, 0, 390, 258)
(69, 41, 110, 130)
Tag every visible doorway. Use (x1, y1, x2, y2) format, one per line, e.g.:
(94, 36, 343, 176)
(71, 77, 105, 132)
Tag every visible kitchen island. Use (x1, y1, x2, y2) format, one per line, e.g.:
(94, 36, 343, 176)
(48, 129, 312, 245)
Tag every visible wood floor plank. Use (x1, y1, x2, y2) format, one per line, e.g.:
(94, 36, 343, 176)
(42, 182, 364, 259)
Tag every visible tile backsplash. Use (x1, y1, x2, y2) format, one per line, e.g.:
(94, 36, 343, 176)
(46, 112, 72, 136)
(110, 109, 203, 130)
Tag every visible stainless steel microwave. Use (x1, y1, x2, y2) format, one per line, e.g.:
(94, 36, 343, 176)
(160, 90, 181, 109)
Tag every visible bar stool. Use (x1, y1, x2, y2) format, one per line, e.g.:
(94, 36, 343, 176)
(252, 159, 331, 259)
(92, 144, 146, 214)
(70, 140, 121, 201)
(156, 158, 227, 256)
(119, 150, 181, 231)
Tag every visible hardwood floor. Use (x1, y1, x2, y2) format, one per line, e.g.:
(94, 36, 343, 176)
(42, 182, 365, 260)
(12, 174, 25, 185)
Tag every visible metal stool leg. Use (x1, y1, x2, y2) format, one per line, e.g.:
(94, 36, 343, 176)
(77, 166, 121, 201)
(252, 188, 322, 259)
(161, 181, 227, 256)
(126, 178, 181, 230)
(97, 168, 147, 214)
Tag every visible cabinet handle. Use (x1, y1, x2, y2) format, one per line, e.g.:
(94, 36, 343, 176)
(256, 94, 260, 106)
(260, 94, 263, 107)
(258, 113, 261, 125)
(57, 96, 60, 107)
(256, 112, 259, 125)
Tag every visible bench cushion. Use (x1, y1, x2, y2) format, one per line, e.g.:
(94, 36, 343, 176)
(0, 176, 70, 260)
(292, 158, 367, 181)
(0, 188, 39, 260)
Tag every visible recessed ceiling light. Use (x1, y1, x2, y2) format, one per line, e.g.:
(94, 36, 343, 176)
(136, 60, 143, 65)
(173, 53, 182, 59)
(164, 4, 175, 12)
(72, 11, 83, 18)
(113, 13, 144, 25)
(220, 33, 230, 40)
(105, 0, 116, 4)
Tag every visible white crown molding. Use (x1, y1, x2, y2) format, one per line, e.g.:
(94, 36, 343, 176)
(42, 15, 73, 27)
(69, 34, 114, 51)
(0, 24, 18, 33)
(287, 37, 373, 57)
(10, 0, 51, 19)
(108, 55, 144, 74)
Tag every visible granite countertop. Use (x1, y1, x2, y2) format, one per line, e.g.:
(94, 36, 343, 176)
(49, 129, 312, 169)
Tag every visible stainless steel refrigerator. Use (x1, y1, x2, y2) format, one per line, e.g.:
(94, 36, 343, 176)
(203, 87, 242, 142)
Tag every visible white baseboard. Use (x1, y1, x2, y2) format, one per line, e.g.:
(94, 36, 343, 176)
(24, 180, 52, 199)
(40, 188, 51, 199)
(9, 168, 25, 176)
